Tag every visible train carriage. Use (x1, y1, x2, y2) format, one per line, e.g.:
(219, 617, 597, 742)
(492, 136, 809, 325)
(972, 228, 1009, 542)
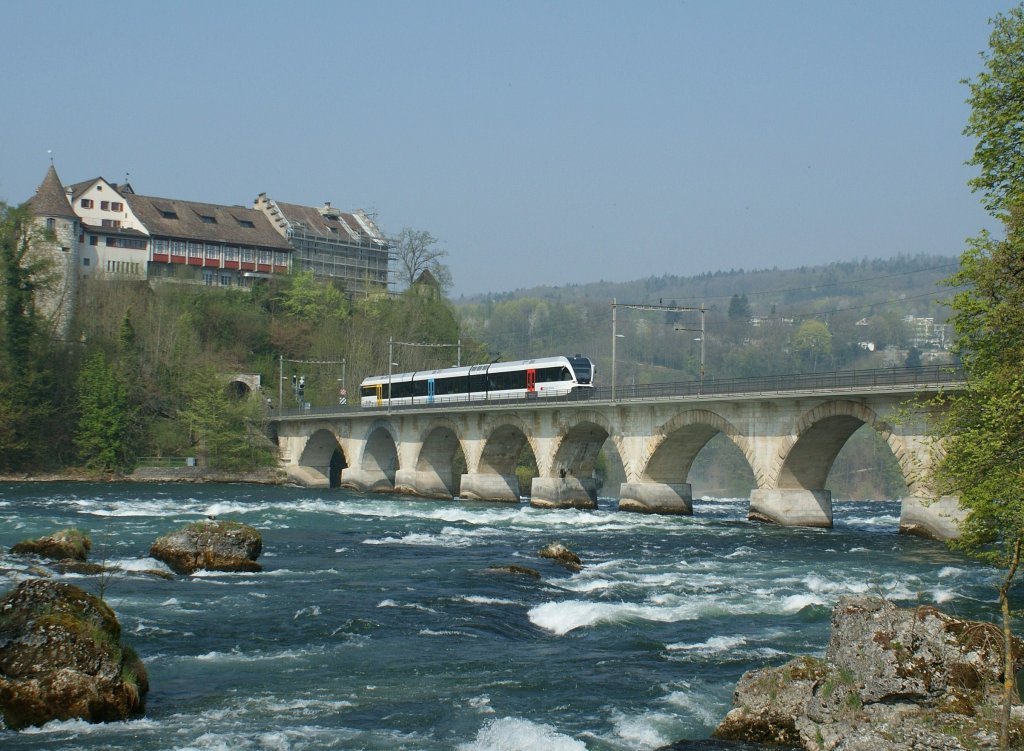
(359, 355, 594, 408)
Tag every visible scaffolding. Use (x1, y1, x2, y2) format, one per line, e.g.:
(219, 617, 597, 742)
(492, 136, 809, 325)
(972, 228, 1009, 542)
(286, 225, 392, 296)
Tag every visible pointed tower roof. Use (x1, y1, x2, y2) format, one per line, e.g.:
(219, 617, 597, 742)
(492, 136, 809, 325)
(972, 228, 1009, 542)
(27, 165, 75, 218)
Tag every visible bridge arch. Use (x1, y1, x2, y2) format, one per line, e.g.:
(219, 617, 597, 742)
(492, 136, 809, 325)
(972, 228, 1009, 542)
(477, 416, 538, 477)
(456, 416, 539, 503)
(749, 400, 912, 529)
(551, 410, 613, 478)
(772, 400, 908, 493)
(641, 409, 753, 486)
(339, 420, 399, 492)
(297, 428, 348, 488)
(408, 419, 466, 498)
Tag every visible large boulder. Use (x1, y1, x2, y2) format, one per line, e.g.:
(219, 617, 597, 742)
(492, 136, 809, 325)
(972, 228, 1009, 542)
(0, 579, 147, 730)
(10, 528, 91, 562)
(713, 595, 1024, 750)
(150, 520, 262, 575)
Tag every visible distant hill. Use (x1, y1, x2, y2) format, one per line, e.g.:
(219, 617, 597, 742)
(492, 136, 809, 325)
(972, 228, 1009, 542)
(454, 253, 961, 384)
(459, 253, 957, 318)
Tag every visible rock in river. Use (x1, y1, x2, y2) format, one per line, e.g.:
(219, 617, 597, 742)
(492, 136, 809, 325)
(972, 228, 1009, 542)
(538, 542, 582, 571)
(150, 519, 263, 575)
(0, 579, 147, 730)
(712, 595, 1024, 750)
(10, 528, 91, 562)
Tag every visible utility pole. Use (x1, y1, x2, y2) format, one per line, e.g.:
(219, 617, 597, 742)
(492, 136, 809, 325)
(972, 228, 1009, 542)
(611, 300, 707, 398)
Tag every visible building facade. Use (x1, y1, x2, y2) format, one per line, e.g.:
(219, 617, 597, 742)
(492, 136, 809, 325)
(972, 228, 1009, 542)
(26, 167, 394, 332)
(67, 177, 292, 288)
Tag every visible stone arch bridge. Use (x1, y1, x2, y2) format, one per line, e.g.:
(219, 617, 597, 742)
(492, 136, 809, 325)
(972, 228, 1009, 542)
(270, 369, 964, 541)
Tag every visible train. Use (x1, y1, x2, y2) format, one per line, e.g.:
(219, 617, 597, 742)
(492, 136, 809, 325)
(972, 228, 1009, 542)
(359, 355, 595, 408)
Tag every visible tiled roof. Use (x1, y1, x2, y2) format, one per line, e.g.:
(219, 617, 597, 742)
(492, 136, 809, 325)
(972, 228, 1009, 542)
(27, 166, 75, 218)
(274, 201, 385, 244)
(67, 178, 134, 200)
(124, 193, 291, 250)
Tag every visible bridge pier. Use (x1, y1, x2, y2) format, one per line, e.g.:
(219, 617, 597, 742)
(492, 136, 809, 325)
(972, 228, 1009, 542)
(899, 496, 964, 541)
(749, 489, 833, 528)
(285, 464, 329, 488)
(530, 476, 598, 509)
(339, 467, 395, 493)
(459, 473, 521, 503)
(394, 468, 453, 499)
(618, 482, 692, 514)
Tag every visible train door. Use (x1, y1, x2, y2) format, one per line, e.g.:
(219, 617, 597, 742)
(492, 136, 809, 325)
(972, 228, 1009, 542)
(427, 378, 435, 404)
(526, 368, 536, 396)
(374, 383, 383, 407)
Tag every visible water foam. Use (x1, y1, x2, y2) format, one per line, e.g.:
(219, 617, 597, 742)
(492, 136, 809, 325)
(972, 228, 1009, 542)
(462, 594, 519, 606)
(609, 708, 679, 748)
(666, 635, 747, 653)
(457, 717, 588, 751)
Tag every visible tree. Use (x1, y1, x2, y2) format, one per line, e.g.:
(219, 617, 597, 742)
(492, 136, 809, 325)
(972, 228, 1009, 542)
(74, 350, 137, 473)
(280, 270, 347, 322)
(0, 203, 68, 470)
(728, 293, 751, 321)
(934, 7, 1024, 747)
(177, 369, 276, 472)
(791, 320, 832, 372)
(964, 4, 1024, 216)
(394, 228, 451, 291)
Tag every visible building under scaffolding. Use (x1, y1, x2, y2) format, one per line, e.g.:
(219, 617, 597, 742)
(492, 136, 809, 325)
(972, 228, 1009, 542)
(255, 193, 391, 295)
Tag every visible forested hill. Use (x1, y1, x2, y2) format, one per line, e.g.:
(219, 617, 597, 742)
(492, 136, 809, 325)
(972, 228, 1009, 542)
(455, 253, 961, 385)
(459, 254, 957, 318)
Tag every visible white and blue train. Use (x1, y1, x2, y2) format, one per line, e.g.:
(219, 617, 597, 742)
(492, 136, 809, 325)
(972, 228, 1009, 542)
(359, 355, 595, 408)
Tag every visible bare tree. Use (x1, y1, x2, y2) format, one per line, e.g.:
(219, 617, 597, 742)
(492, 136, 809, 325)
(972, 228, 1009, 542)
(394, 228, 450, 291)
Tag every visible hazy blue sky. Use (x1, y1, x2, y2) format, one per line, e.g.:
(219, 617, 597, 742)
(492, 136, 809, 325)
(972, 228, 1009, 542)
(0, 1, 1013, 295)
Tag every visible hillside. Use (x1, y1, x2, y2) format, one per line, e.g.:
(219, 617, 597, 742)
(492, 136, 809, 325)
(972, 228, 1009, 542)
(456, 253, 960, 386)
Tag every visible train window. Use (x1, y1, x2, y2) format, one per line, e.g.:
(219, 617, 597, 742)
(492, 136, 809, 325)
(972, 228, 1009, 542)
(437, 376, 464, 396)
(569, 358, 593, 384)
(536, 366, 566, 383)
(470, 374, 487, 392)
(488, 370, 531, 391)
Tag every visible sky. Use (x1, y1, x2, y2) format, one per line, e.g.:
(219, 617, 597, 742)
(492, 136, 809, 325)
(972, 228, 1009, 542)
(0, 1, 1014, 296)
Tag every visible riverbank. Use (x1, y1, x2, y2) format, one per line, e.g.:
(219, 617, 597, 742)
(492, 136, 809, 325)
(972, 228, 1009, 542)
(0, 467, 288, 485)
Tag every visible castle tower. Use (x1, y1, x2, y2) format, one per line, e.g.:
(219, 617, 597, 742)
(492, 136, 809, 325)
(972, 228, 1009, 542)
(26, 165, 79, 339)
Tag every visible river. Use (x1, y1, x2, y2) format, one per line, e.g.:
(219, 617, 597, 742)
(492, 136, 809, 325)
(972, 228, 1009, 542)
(0, 482, 1002, 750)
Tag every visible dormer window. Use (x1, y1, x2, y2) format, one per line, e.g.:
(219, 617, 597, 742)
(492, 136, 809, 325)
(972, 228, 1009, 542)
(237, 218, 255, 228)
(199, 214, 217, 224)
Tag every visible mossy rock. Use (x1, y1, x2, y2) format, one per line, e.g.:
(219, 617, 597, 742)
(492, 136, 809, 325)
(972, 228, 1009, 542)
(10, 528, 91, 562)
(0, 579, 147, 729)
(150, 519, 262, 575)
